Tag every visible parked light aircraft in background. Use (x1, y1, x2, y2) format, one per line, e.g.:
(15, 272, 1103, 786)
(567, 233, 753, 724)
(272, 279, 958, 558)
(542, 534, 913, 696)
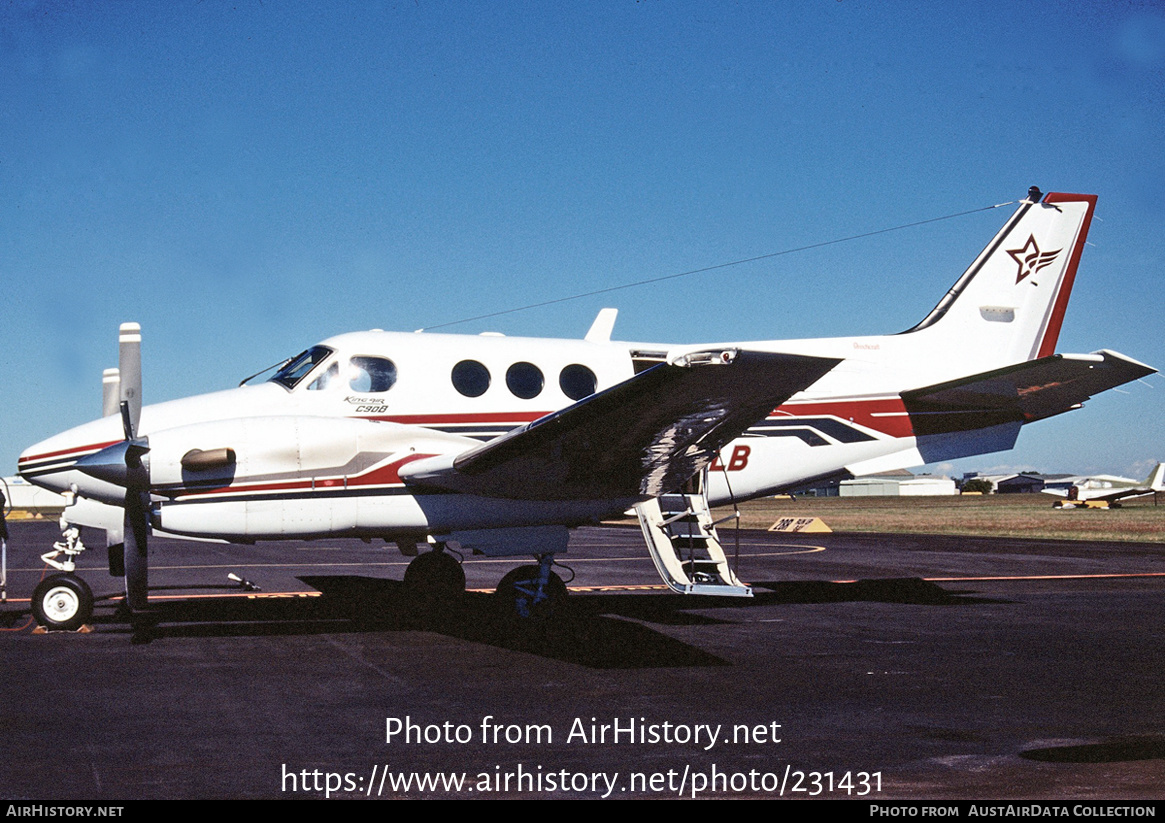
(1044, 463, 1164, 508)
(17, 188, 1155, 629)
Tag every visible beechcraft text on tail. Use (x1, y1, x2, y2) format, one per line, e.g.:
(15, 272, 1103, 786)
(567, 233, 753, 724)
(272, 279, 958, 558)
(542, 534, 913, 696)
(17, 187, 1154, 629)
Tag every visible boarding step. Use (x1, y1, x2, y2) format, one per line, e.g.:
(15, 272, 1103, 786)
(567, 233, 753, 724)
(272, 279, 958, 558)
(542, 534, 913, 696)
(634, 493, 751, 597)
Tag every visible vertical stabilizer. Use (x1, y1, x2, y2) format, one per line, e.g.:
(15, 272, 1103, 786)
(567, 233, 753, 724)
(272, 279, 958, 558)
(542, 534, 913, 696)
(903, 190, 1097, 368)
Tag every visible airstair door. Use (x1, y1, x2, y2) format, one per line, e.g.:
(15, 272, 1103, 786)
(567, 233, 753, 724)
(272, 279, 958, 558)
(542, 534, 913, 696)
(634, 474, 751, 597)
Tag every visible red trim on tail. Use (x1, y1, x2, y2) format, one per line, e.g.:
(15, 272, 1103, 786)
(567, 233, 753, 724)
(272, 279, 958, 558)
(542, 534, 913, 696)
(1037, 192, 1097, 358)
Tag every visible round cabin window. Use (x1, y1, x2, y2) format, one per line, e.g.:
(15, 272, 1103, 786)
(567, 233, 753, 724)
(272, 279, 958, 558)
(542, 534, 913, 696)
(451, 360, 491, 397)
(506, 362, 544, 399)
(559, 364, 597, 401)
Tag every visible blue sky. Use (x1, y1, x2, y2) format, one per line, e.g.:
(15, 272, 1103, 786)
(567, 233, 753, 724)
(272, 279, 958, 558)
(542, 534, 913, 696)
(3, 1, 1162, 479)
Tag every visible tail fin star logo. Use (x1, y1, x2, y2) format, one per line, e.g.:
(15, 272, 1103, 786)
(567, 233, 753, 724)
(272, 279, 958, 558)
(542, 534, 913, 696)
(1007, 235, 1061, 284)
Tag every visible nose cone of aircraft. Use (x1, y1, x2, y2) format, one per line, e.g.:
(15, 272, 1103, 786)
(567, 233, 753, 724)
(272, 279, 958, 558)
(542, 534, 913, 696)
(18, 440, 76, 492)
(17, 416, 127, 493)
(16, 443, 52, 488)
(19, 381, 283, 493)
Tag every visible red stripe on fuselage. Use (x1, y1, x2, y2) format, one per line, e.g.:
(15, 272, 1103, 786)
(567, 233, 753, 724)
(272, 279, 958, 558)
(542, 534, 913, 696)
(375, 405, 915, 439)
(20, 414, 546, 468)
(172, 453, 437, 499)
(370, 412, 549, 425)
(771, 397, 914, 439)
(18, 439, 122, 465)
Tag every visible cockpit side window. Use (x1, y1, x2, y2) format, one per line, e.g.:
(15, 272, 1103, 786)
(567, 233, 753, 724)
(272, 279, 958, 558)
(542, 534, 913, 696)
(348, 356, 397, 392)
(270, 346, 334, 390)
(307, 361, 339, 391)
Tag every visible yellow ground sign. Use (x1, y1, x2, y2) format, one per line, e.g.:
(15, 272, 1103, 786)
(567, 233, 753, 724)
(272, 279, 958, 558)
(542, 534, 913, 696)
(768, 516, 832, 533)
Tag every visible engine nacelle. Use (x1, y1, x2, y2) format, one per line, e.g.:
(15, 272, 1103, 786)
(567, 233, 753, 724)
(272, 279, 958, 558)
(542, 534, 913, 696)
(146, 416, 471, 540)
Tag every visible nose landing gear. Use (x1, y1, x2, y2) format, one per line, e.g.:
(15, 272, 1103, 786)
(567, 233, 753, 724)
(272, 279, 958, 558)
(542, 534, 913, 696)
(32, 525, 95, 631)
(32, 574, 94, 631)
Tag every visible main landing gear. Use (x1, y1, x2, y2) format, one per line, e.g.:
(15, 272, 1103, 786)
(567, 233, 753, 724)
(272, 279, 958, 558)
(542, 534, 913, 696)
(493, 554, 567, 620)
(401, 546, 569, 620)
(403, 547, 466, 602)
(31, 525, 96, 631)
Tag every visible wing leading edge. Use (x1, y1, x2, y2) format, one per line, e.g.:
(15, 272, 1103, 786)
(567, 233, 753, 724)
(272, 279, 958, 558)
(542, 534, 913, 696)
(401, 349, 841, 501)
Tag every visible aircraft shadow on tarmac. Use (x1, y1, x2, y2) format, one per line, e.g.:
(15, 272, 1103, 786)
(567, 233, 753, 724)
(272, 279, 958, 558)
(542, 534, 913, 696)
(748, 577, 1003, 606)
(73, 575, 728, 668)
(1019, 736, 1165, 764)
(32, 573, 998, 669)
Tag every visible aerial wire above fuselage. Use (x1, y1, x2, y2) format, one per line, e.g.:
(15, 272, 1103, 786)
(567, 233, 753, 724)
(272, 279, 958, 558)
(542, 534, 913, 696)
(417, 198, 1019, 332)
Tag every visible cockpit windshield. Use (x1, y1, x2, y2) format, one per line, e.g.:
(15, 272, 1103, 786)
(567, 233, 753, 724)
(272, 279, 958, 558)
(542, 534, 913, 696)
(269, 346, 334, 389)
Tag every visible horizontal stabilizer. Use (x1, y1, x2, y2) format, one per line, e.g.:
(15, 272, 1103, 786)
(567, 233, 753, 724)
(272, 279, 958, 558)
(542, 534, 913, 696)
(902, 350, 1155, 435)
(402, 349, 840, 501)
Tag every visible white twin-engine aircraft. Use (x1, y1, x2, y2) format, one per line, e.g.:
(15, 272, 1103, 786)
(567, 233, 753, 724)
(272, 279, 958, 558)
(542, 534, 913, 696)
(18, 188, 1155, 629)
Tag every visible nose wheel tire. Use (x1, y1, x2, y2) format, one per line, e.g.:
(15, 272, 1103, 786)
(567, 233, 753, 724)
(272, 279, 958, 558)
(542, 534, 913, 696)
(32, 574, 94, 631)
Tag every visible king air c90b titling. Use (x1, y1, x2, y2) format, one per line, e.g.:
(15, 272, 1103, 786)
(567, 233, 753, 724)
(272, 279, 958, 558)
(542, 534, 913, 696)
(18, 189, 1154, 629)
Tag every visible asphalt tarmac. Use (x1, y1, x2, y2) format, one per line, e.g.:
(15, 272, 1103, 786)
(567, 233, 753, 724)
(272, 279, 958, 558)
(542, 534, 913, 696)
(0, 518, 1161, 800)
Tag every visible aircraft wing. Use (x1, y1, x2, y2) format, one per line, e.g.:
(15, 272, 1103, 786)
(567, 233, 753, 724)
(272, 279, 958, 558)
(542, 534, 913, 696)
(1044, 486, 1154, 503)
(902, 350, 1155, 436)
(400, 349, 840, 501)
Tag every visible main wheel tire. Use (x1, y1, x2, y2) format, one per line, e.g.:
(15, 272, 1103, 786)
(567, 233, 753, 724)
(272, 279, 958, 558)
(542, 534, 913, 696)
(494, 565, 567, 620)
(32, 574, 94, 631)
(403, 551, 466, 601)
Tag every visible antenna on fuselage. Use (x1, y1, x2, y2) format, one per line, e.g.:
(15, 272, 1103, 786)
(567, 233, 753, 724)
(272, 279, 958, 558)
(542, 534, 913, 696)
(584, 308, 618, 343)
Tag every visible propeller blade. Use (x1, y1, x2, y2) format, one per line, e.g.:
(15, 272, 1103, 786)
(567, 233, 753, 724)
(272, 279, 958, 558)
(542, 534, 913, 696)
(102, 368, 120, 418)
(122, 435, 150, 612)
(118, 322, 147, 612)
(123, 487, 149, 611)
(106, 527, 125, 577)
(119, 323, 142, 439)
